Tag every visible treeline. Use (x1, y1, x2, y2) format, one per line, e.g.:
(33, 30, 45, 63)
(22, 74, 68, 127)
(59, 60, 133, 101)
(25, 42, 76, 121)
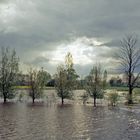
(0, 35, 140, 106)
(109, 76, 140, 87)
(0, 48, 107, 106)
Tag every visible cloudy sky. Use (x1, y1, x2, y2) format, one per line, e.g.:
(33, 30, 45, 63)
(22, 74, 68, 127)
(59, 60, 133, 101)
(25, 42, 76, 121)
(0, 0, 140, 76)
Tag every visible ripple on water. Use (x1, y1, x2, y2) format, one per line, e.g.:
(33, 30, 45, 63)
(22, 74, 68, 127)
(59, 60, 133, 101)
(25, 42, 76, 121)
(0, 104, 140, 140)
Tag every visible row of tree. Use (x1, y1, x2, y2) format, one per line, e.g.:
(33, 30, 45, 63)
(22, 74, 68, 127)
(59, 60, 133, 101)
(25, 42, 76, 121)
(0, 35, 140, 106)
(0, 48, 106, 106)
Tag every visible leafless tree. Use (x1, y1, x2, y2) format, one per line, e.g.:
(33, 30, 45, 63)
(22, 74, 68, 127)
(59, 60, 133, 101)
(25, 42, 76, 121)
(117, 35, 140, 104)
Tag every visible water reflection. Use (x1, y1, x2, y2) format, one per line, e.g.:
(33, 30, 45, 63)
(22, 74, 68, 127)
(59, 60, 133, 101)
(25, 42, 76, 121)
(0, 103, 140, 140)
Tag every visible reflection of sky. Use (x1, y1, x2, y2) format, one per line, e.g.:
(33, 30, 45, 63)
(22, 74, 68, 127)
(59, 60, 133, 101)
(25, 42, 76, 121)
(0, 103, 140, 139)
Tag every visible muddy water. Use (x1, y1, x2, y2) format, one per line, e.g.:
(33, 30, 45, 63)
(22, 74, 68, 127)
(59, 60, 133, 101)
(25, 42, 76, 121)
(0, 103, 140, 140)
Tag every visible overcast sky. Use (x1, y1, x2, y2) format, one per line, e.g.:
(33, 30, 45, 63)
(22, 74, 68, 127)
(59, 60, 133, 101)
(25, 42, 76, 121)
(0, 0, 140, 76)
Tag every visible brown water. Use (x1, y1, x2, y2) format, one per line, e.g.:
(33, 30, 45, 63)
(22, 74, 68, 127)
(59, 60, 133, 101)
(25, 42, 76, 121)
(0, 103, 140, 140)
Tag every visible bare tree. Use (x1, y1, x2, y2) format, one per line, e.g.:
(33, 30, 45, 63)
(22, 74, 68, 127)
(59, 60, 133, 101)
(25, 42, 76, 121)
(117, 35, 140, 104)
(0, 47, 19, 103)
(85, 64, 105, 107)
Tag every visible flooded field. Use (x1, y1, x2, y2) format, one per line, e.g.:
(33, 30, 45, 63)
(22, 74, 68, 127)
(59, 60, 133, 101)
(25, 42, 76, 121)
(0, 102, 140, 140)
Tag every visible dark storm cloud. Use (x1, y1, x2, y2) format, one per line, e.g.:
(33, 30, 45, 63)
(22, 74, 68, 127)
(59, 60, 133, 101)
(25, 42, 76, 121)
(0, 0, 9, 4)
(0, 0, 140, 75)
(31, 56, 50, 66)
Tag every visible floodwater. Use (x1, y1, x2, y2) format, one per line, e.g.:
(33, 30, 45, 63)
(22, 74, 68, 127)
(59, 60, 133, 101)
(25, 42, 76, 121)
(0, 103, 140, 140)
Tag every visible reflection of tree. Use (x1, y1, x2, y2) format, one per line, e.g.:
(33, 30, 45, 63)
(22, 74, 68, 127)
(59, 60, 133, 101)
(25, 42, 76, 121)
(55, 105, 81, 139)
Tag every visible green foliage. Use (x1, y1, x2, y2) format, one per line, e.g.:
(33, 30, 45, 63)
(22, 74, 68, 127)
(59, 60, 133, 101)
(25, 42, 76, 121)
(55, 52, 79, 104)
(85, 64, 106, 106)
(133, 88, 140, 95)
(96, 90, 104, 99)
(132, 89, 140, 103)
(38, 67, 51, 87)
(29, 68, 46, 103)
(108, 86, 128, 91)
(55, 65, 74, 104)
(65, 52, 79, 89)
(108, 90, 119, 106)
(0, 47, 19, 102)
(102, 70, 107, 90)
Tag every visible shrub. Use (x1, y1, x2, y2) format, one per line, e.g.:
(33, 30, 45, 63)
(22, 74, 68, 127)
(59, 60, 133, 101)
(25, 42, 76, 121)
(108, 90, 119, 106)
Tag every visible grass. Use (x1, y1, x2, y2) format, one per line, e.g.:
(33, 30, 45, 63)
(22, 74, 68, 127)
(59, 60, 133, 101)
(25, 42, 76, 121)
(108, 86, 128, 91)
(13, 86, 140, 95)
(13, 86, 55, 90)
(14, 86, 31, 89)
(133, 88, 140, 95)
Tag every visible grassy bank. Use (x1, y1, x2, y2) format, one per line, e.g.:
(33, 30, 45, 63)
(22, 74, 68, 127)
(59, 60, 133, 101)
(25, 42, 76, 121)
(108, 86, 140, 93)
(14, 86, 55, 90)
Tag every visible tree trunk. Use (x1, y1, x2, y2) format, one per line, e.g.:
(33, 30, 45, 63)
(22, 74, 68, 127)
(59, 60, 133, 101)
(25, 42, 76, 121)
(4, 96, 7, 103)
(32, 93, 35, 103)
(128, 87, 133, 104)
(32, 98, 35, 103)
(128, 71, 133, 104)
(61, 97, 64, 105)
(3, 87, 7, 103)
(93, 97, 96, 107)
